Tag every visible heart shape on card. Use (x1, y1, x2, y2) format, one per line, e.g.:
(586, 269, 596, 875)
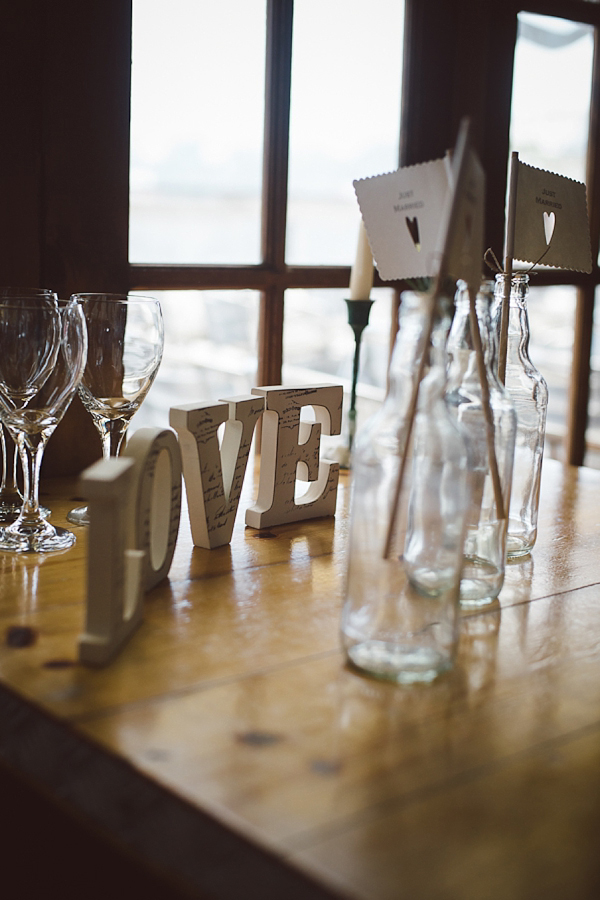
(405, 216, 421, 252)
(543, 211, 556, 246)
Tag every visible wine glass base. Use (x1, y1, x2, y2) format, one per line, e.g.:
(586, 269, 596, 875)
(0, 504, 21, 524)
(0, 503, 51, 524)
(66, 505, 89, 526)
(0, 487, 24, 523)
(0, 524, 76, 553)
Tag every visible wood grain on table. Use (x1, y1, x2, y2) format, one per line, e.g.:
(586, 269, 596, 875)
(1, 459, 600, 899)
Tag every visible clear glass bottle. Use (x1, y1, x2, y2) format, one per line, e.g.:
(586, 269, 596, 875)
(446, 281, 516, 606)
(341, 292, 471, 683)
(493, 273, 548, 557)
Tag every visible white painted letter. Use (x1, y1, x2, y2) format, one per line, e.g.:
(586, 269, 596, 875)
(123, 427, 182, 591)
(245, 384, 342, 529)
(170, 395, 264, 548)
(78, 458, 145, 666)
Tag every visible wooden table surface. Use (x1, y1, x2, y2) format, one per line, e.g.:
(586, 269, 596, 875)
(1, 457, 600, 899)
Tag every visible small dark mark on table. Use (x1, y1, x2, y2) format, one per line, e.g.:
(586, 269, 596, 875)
(5, 625, 37, 648)
(43, 659, 77, 669)
(310, 759, 342, 776)
(236, 731, 283, 747)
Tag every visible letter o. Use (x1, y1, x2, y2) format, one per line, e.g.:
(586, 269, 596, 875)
(124, 427, 182, 591)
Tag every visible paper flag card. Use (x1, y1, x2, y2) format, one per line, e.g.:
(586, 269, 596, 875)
(354, 158, 451, 280)
(513, 161, 592, 273)
(440, 146, 485, 294)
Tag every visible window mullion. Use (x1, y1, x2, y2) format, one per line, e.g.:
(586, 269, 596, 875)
(567, 28, 600, 465)
(261, 0, 293, 271)
(258, 0, 293, 386)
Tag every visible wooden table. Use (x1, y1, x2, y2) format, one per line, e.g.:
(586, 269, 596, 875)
(1, 458, 600, 899)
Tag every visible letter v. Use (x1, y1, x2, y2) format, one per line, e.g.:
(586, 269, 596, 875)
(170, 395, 265, 548)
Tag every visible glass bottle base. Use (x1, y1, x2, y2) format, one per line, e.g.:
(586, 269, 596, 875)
(459, 557, 503, 608)
(345, 640, 452, 684)
(506, 534, 534, 558)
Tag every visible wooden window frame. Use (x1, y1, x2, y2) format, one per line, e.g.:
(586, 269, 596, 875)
(401, 0, 600, 466)
(1, 0, 599, 473)
(128, 0, 400, 385)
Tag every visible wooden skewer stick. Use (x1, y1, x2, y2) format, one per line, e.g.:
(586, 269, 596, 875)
(381, 290, 436, 561)
(382, 118, 471, 560)
(498, 151, 519, 384)
(468, 285, 506, 521)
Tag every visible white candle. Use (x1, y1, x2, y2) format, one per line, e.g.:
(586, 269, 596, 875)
(349, 221, 374, 300)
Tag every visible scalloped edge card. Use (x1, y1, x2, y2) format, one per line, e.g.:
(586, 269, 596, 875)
(353, 158, 451, 280)
(513, 161, 592, 273)
(443, 146, 485, 293)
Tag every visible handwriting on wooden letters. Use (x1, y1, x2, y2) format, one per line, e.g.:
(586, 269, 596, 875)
(170, 395, 264, 548)
(245, 384, 343, 529)
(79, 382, 345, 665)
(123, 427, 182, 590)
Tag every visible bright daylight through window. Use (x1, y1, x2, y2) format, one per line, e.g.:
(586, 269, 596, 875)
(129, 0, 404, 437)
(509, 12, 594, 460)
(130, 4, 597, 466)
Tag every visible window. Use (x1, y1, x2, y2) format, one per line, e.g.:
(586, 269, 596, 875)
(3, 1, 600, 474)
(509, 12, 595, 461)
(130, 0, 405, 439)
(508, 5, 600, 466)
(129, 0, 266, 266)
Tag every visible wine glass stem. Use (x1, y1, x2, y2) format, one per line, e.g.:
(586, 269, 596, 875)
(0, 426, 6, 491)
(100, 418, 130, 459)
(1, 425, 21, 500)
(17, 435, 45, 523)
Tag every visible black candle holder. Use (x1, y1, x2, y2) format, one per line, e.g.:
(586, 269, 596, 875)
(344, 298, 374, 457)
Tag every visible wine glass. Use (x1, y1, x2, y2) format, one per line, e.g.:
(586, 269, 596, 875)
(0, 296, 87, 552)
(0, 288, 58, 523)
(67, 293, 164, 526)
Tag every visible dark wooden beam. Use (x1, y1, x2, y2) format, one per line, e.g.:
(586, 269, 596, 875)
(0, 2, 43, 286)
(258, 0, 294, 386)
(40, 1, 133, 475)
(567, 29, 600, 465)
(477, 5, 518, 258)
(400, 0, 519, 260)
(129, 264, 397, 292)
(131, 262, 598, 293)
(261, 0, 293, 272)
(258, 286, 285, 388)
(399, 0, 458, 168)
(41, 0, 131, 296)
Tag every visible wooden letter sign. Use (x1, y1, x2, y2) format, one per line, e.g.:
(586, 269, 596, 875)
(78, 428, 182, 666)
(245, 384, 342, 529)
(78, 457, 145, 666)
(170, 395, 264, 549)
(123, 427, 182, 591)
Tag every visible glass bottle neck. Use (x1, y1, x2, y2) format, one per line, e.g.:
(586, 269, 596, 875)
(387, 292, 452, 402)
(447, 283, 497, 387)
(494, 273, 529, 310)
(417, 297, 453, 406)
(493, 273, 532, 366)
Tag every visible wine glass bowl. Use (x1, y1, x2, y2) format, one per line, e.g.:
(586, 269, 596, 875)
(0, 300, 60, 404)
(67, 293, 164, 526)
(0, 296, 87, 552)
(0, 288, 58, 523)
